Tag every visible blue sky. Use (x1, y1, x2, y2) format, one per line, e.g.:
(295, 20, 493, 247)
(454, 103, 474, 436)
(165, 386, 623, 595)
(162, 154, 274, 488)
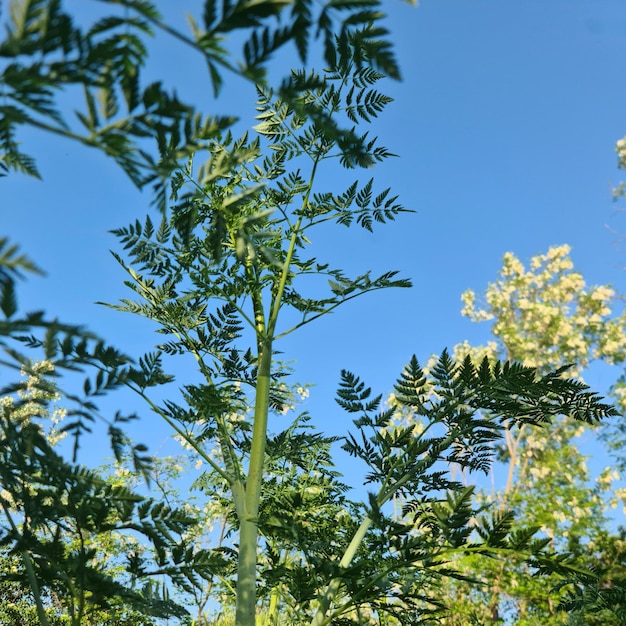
(3, 0, 626, 472)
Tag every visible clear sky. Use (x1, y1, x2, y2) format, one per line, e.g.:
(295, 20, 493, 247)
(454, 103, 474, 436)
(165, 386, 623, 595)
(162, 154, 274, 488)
(3, 0, 626, 472)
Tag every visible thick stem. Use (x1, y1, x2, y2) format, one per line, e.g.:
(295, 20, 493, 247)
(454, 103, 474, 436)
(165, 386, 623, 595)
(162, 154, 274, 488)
(234, 156, 319, 625)
(236, 518, 260, 625)
(235, 343, 272, 626)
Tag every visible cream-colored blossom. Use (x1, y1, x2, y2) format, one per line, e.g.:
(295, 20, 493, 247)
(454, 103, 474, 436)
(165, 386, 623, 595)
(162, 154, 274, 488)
(296, 386, 310, 399)
(590, 285, 615, 301)
(529, 465, 550, 479)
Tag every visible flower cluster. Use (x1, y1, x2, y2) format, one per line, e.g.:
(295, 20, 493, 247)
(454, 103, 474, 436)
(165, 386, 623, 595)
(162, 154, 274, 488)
(1, 361, 68, 446)
(450, 245, 626, 562)
(617, 137, 626, 169)
(459, 245, 626, 377)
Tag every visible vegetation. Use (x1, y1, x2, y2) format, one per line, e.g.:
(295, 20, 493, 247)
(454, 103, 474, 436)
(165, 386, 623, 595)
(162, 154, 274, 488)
(411, 245, 626, 624)
(1, 1, 625, 625)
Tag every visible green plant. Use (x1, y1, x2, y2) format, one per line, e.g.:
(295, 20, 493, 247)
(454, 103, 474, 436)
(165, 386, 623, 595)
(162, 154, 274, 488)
(421, 245, 626, 624)
(2, 3, 622, 625)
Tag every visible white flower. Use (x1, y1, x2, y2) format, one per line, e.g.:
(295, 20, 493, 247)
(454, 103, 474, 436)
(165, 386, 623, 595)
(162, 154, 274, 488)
(590, 285, 614, 301)
(296, 386, 310, 399)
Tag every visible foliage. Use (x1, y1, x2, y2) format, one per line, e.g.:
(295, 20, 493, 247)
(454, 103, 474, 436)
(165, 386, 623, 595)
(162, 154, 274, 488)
(311, 353, 614, 625)
(0, 0, 406, 210)
(2, 2, 623, 625)
(418, 245, 626, 624)
(0, 245, 238, 624)
(101, 55, 414, 624)
(1, 1, 417, 622)
(101, 75, 619, 621)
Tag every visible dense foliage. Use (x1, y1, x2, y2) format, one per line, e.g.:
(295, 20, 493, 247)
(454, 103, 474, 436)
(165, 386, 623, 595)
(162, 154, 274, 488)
(2, 1, 625, 625)
(417, 245, 626, 624)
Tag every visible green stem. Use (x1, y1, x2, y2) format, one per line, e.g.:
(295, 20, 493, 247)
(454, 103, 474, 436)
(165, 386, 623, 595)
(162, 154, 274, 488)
(129, 8, 239, 76)
(311, 516, 373, 626)
(274, 284, 400, 341)
(268, 156, 319, 336)
(23, 552, 50, 626)
(135, 382, 252, 522)
(234, 156, 320, 625)
(268, 584, 280, 625)
(235, 343, 272, 626)
(310, 425, 467, 624)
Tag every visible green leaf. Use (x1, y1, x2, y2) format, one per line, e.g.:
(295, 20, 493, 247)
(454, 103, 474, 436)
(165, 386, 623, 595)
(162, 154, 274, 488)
(0, 279, 18, 318)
